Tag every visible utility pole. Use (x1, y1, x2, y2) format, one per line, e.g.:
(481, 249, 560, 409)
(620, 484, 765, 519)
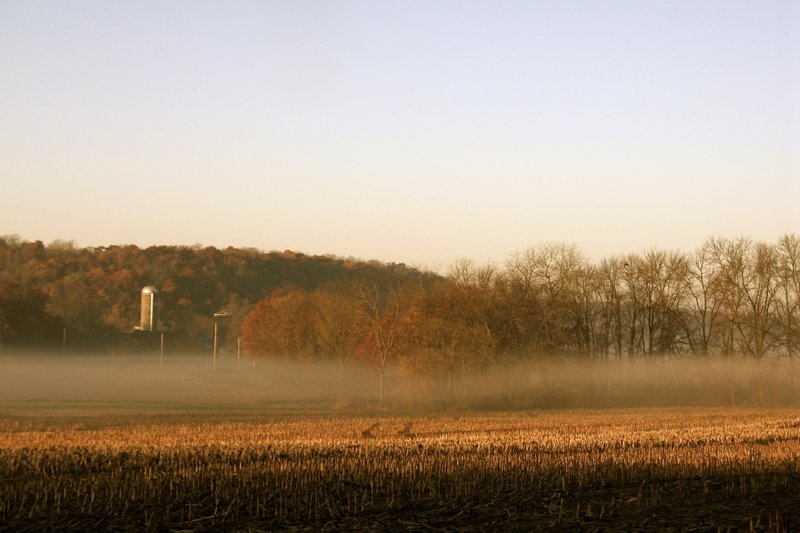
(213, 321, 218, 369)
(212, 311, 229, 370)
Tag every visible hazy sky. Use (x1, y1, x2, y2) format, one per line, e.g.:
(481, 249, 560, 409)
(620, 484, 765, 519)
(1, 1, 798, 268)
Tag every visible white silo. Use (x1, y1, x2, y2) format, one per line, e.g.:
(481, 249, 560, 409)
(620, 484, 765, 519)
(140, 286, 159, 332)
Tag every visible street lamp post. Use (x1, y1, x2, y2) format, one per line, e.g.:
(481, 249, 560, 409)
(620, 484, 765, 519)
(212, 311, 230, 369)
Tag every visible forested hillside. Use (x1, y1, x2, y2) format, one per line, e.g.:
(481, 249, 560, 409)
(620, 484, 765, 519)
(2, 234, 800, 405)
(0, 236, 425, 350)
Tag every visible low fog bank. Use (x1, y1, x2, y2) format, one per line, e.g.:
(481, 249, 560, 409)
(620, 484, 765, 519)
(1, 351, 799, 410)
(465, 357, 800, 409)
(0, 352, 376, 407)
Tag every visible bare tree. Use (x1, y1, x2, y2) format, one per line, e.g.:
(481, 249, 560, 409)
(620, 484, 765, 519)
(503, 243, 587, 356)
(709, 237, 781, 359)
(776, 234, 800, 363)
(569, 264, 603, 357)
(597, 257, 626, 358)
(312, 288, 364, 391)
(448, 257, 478, 288)
(358, 279, 416, 404)
(639, 250, 689, 355)
(681, 240, 725, 355)
(619, 254, 646, 357)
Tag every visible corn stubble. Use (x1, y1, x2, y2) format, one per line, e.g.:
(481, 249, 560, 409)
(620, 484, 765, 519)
(1, 409, 799, 531)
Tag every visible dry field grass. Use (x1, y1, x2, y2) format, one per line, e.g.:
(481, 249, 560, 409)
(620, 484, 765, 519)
(1, 406, 799, 531)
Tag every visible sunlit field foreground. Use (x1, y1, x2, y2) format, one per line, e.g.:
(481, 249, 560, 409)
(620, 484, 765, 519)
(1, 408, 800, 531)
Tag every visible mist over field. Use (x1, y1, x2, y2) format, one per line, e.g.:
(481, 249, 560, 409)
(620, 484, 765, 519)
(0, 352, 372, 408)
(1, 351, 798, 411)
(3, 351, 800, 531)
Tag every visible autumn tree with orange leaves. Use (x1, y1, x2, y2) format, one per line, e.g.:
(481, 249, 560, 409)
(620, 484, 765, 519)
(398, 280, 492, 402)
(241, 287, 317, 360)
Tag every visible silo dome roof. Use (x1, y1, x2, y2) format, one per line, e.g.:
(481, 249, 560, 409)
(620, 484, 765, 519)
(141, 285, 159, 294)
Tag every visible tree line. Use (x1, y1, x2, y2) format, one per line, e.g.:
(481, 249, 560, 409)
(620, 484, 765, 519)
(1, 234, 799, 402)
(240, 235, 800, 403)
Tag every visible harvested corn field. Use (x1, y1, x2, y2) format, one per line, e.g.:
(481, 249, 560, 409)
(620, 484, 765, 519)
(1, 407, 799, 531)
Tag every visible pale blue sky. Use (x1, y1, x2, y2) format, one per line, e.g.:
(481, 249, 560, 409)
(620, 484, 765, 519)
(1, 1, 798, 267)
